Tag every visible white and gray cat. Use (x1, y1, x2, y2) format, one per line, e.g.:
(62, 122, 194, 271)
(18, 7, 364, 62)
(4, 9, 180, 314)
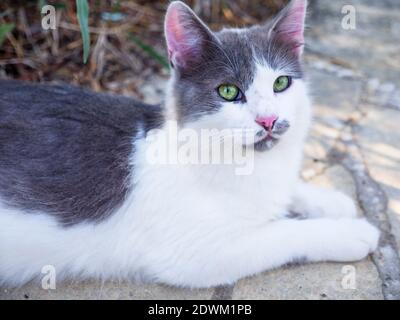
(0, 0, 379, 288)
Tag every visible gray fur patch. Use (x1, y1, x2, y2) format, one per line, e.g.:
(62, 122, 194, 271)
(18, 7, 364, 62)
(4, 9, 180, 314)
(0, 2, 305, 227)
(254, 119, 290, 152)
(288, 256, 309, 266)
(171, 4, 304, 124)
(0, 80, 163, 226)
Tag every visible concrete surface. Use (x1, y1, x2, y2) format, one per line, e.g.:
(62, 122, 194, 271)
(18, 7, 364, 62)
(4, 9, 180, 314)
(1, 0, 400, 300)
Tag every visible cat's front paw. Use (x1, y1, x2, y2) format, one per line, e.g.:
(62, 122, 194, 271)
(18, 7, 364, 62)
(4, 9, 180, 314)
(308, 191, 358, 219)
(321, 219, 380, 262)
(325, 192, 358, 219)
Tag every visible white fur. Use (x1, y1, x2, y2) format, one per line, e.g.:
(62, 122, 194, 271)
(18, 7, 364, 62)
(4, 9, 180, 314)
(0, 63, 379, 288)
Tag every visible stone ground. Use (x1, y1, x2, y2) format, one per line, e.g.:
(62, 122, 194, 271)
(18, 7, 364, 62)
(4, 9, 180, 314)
(1, 0, 399, 300)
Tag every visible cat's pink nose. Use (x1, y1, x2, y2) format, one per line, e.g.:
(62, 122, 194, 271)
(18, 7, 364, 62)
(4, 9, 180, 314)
(255, 115, 278, 131)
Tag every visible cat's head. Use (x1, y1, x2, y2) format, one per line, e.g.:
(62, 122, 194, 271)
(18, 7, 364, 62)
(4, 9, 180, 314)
(164, 0, 311, 151)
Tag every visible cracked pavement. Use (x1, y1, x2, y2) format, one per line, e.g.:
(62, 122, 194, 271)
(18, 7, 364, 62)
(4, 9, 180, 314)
(1, 0, 399, 300)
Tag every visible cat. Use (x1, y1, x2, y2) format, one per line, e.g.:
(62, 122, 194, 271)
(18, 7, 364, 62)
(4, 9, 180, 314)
(0, 0, 379, 289)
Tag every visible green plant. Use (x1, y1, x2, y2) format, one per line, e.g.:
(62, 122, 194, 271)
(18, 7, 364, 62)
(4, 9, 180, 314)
(76, 0, 90, 63)
(0, 23, 14, 47)
(74, 1, 169, 68)
(128, 33, 170, 70)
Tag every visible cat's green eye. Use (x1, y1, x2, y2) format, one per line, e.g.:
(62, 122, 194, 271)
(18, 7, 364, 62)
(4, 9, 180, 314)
(273, 76, 292, 93)
(218, 84, 240, 101)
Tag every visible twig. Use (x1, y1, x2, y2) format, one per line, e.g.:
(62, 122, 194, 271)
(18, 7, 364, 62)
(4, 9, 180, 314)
(59, 21, 131, 35)
(18, 8, 41, 56)
(0, 58, 37, 69)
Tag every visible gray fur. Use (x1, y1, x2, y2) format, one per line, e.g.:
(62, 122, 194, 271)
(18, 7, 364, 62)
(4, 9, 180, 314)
(254, 119, 291, 152)
(0, 80, 163, 226)
(171, 2, 304, 123)
(0, 1, 303, 226)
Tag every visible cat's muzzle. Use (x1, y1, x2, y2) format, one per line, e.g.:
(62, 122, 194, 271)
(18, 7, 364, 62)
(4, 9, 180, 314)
(253, 119, 290, 152)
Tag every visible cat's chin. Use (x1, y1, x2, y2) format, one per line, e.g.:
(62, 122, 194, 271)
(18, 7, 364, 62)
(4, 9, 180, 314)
(246, 134, 280, 152)
(254, 136, 280, 152)
(247, 119, 291, 152)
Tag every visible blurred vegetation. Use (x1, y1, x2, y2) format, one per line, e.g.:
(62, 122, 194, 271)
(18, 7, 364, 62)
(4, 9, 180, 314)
(0, 0, 287, 98)
(76, 0, 90, 63)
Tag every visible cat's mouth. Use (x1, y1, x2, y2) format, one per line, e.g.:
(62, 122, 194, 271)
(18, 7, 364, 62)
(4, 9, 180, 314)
(252, 132, 280, 152)
(250, 119, 290, 152)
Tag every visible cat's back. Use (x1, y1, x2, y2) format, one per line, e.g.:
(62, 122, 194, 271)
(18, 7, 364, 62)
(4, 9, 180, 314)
(0, 79, 163, 226)
(0, 79, 162, 132)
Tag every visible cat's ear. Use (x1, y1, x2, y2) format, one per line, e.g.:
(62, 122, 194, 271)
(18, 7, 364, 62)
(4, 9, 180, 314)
(269, 0, 307, 56)
(164, 1, 217, 70)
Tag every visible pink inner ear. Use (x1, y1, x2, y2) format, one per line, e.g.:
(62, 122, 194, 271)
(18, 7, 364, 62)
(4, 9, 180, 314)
(165, 3, 202, 67)
(165, 6, 184, 54)
(275, 0, 307, 54)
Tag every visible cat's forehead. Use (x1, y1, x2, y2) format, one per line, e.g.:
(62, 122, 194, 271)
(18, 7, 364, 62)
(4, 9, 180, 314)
(210, 29, 255, 87)
(215, 27, 303, 80)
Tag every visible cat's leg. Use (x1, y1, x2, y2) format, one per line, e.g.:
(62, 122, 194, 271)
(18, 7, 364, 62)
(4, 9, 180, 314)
(151, 217, 379, 288)
(289, 181, 358, 219)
